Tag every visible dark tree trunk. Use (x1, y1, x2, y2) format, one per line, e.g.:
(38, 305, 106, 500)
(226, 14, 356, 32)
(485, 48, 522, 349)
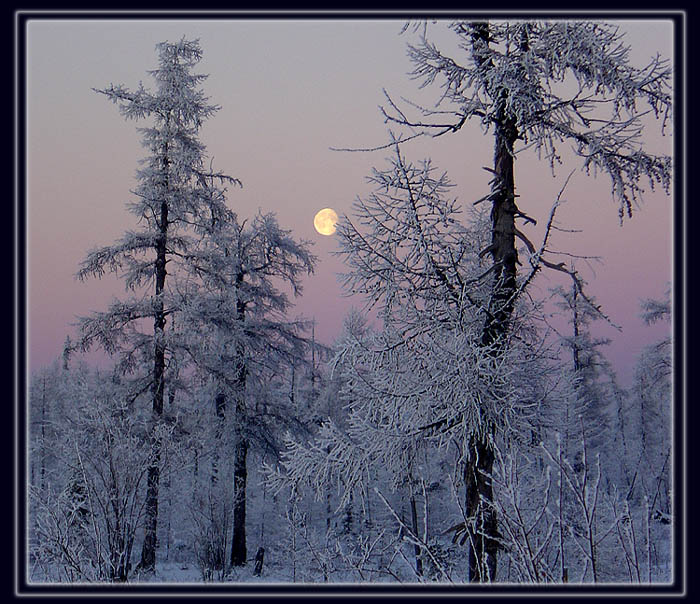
(140, 166, 170, 571)
(466, 100, 518, 584)
(572, 287, 582, 372)
(480, 51, 519, 351)
(211, 392, 226, 487)
(230, 292, 248, 567)
(209, 392, 227, 571)
(140, 456, 161, 571)
(253, 547, 265, 576)
(464, 21, 521, 583)
(410, 495, 423, 578)
(464, 435, 498, 582)
(230, 436, 248, 566)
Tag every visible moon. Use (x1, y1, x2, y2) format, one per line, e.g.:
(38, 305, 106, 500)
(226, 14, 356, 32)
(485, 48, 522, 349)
(313, 208, 338, 236)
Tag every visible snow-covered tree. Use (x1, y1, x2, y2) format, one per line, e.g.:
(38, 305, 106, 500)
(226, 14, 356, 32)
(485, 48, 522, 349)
(629, 291, 672, 513)
(28, 352, 94, 562)
(30, 365, 172, 582)
(177, 210, 315, 569)
(270, 147, 550, 581)
(77, 38, 239, 572)
(373, 20, 672, 581)
(549, 282, 620, 470)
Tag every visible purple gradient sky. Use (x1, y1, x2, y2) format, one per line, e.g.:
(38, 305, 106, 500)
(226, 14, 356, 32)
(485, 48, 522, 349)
(26, 17, 674, 387)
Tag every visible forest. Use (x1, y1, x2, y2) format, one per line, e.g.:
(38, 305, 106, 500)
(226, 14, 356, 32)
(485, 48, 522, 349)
(26, 20, 675, 585)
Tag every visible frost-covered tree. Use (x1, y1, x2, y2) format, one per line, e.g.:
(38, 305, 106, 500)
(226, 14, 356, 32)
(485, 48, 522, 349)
(549, 282, 620, 468)
(30, 365, 168, 583)
(28, 364, 60, 496)
(28, 352, 96, 556)
(177, 210, 315, 568)
(271, 147, 550, 582)
(627, 292, 672, 581)
(374, 20, 672, 580)
(77, 38, 239, 572)
(28, 357, 73, 566)
(629, 291, 672, 513)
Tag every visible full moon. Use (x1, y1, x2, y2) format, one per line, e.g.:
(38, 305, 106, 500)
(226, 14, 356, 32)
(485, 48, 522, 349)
(313, 208, 338, 236)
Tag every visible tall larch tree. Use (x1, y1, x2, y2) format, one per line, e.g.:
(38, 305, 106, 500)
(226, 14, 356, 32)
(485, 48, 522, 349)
(77, 38, 239, 572)
(380, 20, 672, 581)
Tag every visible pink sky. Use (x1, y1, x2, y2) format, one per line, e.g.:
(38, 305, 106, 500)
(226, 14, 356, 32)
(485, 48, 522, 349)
(26, 17, 675, 387)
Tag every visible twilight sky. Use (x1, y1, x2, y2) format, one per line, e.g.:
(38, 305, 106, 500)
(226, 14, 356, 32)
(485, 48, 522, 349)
(25, 16, 674, 387)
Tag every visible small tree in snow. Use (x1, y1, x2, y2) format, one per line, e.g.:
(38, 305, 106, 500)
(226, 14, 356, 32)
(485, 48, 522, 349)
(630, 291, 672, 514)
(178, 210, 315, 569)
(549, 282, 620, 472)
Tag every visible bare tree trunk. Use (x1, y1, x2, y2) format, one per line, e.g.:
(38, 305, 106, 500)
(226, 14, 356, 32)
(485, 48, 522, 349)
(140, 164, 170, 571)
(465, 435, 497, 582)
(211, 392, 226, 487)
(571, 286, 582, 372)
(40, 376, 47, 495)
(209, 392, 227, 571)
(230, 293, 248, 567)
(463, 22, 521, 583)
(410, 495, 423, 578)
(165, 387, 176, 564)
(230, 435, 248, 566)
